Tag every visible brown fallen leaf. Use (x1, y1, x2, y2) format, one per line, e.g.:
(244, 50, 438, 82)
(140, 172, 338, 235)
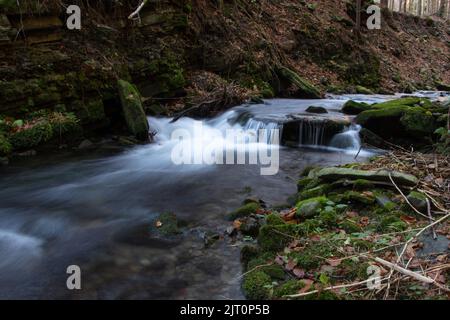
(293, 268, 305, 278)
(286, 259, 297, 271)
(360, 217, 370, 227)
(401, 215, 417, 224)
(326, 258, 342, 267)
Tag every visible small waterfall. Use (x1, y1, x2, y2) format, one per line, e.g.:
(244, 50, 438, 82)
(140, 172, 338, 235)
(242, 118, 283, 145)
(298, 119, 326, 146)
(329, 124, 362, 150)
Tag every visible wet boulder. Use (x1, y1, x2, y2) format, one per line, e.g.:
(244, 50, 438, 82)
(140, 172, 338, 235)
(306, 106, 328, 114)
(342, 100, 371, 115)
(355, 97, 439, 141)
(117, 80, 150, 141)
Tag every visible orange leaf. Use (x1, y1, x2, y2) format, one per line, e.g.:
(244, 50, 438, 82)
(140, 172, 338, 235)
(400, 215, 417, 224)
(233, 220, 242, 230)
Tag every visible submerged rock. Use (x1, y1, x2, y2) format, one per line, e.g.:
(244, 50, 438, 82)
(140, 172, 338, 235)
(117, 80, 150, 141)
(313, 167, 418, 186)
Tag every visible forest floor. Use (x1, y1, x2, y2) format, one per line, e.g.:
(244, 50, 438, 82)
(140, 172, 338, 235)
(232, 146, 450, 300)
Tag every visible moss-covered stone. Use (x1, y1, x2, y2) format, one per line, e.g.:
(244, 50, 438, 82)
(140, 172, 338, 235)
(406, 191, 427, 212)
(273, 280, 304, 298)
(241, 245, 260, 267)
(377, 215, 408, 232)
(342, 100, 371, 115)
(9, 120, 53, 150)
(117, 80, 150, 141)
(314, 167, 418, 187)
(295, 196, 330, 219)
(288, 243, 333, 270)
(266, 213, 285, 226)
(400, 108, 436, 136)
(147, 55, 185, 97)
(299, 184, 331, 200)
(277, 67, 322, 99)
(258, 224, 298, 252)
(247, 256, 285, 280)
(228, 202, 260, 220)
(319, 206, 338, 227)
(0, 134, 11, 155)
(242, 271, 272, 300)
(355, 85, 374, 94)
(339, 219, 363, 233)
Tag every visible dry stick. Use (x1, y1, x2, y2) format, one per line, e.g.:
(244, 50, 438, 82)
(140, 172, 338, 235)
(285, 277, 389, 299)
(374, 257, 434, 284)
(128, 0, 148, 20)
(383, 212, 450, 299)
(388, 173, 430, 220)
(426, 198, 438, 240)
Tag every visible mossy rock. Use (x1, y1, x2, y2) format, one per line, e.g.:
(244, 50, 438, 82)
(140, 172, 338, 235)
(117, 80, 150, 141)
(9, 121, 53, 150)
(406, 191, 427, 212)
(247, 256, 285, 280)
(314, 167, 418, 187)
(355, 86, 374, 94)
(242, 271, 272, 300)
(377, 215, 408, 232)
(241, 245, 260, 267)
(297, 177, 320, 192)
(228, 202, 261, 220)
(372, 97, 433, 109)
(266, 213, 285, 226)
(319, 206, 338, 227)
(342, 100, 371, 115)
(342, 191, 375, 205)
(0, 134, 11, 156)
(277, 67, 322, 99)
(296, 196, 330, 219)
(339, 220, 363, 234)
(299, 184, 331, 200)
(400, 108, 437, 137)
(273, 280, 305, 298)
(288, 243, 333, 270)
(258, 224, 298, 252)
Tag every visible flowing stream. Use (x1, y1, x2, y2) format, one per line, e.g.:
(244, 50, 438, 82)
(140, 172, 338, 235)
(0, 94, 427, 299)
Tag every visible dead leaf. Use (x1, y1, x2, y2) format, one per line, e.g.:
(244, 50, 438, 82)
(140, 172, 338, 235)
(233, 220, 242, 230)
(326, 258, 342, 267)
(360, 217, 370, 227)
(293, 268, 305, 278)
(400, 215, 417, 224)
(286, 259, 297, 271)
